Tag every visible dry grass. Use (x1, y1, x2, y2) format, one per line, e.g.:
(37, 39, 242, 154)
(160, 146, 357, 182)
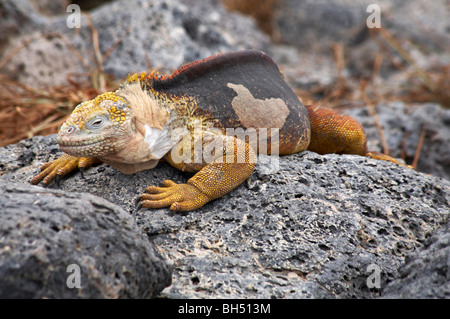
(0, 15, 133, 148)
(0, 74, 103, 147)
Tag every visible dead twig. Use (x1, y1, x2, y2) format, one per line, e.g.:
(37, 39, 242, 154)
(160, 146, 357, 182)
(103, 27, 131, 61)
(376, 27, 439, 94)
(360, 79, 389, 155)
(86, 13, 106, 91)
(0, 37, 36, 71)
(412, 124, 426, 170)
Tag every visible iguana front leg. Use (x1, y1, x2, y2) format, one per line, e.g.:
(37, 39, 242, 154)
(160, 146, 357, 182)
(139, 134, 257, 212)
(30, 154, 101, 185)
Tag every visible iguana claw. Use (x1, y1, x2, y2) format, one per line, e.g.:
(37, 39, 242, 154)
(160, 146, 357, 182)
(138, 180, 211, 212)
(30, 154, 100, 186)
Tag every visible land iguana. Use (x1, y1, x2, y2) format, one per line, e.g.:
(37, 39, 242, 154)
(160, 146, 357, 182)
(30, 50, 409, 211)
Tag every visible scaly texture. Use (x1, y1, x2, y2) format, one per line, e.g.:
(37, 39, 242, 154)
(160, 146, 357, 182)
(141, 134, 256, 211)
(30, 154, 100, 185)
(306, 105, 409, 167)
(69, 92, 128, 129)
(30, 50, 411, 211)
(306, 105, 367, 155)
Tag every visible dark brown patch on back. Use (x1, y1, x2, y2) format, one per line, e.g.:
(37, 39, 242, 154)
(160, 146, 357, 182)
(146, 50, 311, 155)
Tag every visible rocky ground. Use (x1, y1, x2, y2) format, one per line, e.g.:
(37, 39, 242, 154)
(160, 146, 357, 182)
(1, 133, 449, 298)
(0, 0, 449, 298)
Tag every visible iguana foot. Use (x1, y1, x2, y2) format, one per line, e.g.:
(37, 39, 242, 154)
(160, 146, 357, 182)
(30, 154, 100, 186)
(138, 180, 211, 212)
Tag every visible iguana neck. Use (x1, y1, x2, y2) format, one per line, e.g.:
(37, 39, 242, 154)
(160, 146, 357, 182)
(96, 81, 184, 173)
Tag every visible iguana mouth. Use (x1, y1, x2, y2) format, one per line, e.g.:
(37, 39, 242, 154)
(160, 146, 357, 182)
(58, 139, 101, 149)
(59, 142, 100, 155)
(57, 136, 110, 157)
(59, 141, 99, 149)
(57, 134, 106, 146)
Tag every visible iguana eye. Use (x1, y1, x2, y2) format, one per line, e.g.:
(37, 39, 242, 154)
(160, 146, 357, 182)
(87, 117, 106, 130)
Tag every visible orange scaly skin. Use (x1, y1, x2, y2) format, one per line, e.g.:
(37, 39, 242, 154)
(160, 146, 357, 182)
(305, 105, 410, 167)
(30, 50, 411, 212)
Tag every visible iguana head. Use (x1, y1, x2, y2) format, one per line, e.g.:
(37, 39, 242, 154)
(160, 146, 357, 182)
(57, 75, 174, 173)
(58, 91, 131, 157)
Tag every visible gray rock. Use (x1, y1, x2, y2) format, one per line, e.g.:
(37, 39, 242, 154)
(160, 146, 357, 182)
(0, 134, 60, 176)
(275, 0, 449, 55)
(0, 0, 61, 51)
(273, 0, 449, 80)
(381, 219, 450, 298)
(0, 182, 172, 298)
(0, 0, 269, 88)
(1, 132, 448, 298)
(151, 151, 448, 298)
(344, 102, 450, 181)
(275, 0, 369, 51)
